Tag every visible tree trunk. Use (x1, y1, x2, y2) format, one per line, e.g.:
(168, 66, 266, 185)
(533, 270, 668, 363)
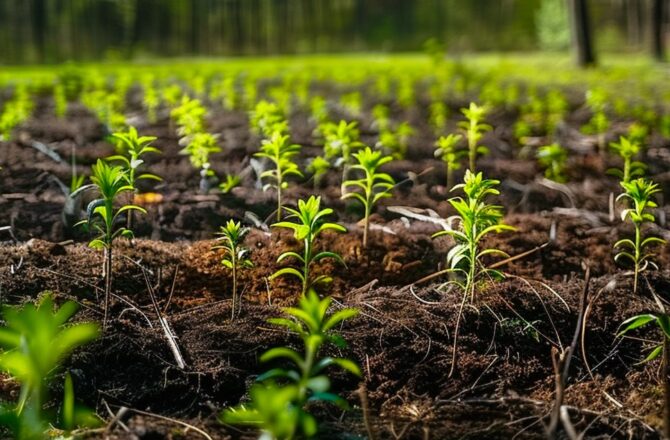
(568, 0, 597, 67)
(653, 0, 666, 61)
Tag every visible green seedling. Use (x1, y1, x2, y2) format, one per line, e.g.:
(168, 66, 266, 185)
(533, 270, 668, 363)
(618, 312, 670, 437)
(180, 131, 221, 193)
(582, 88, 610, 153)
(73, 159, 146, 327)
(537, 143, 568, 183)
(0, 295, 100, 439)
(271, 196, 346, 296)
(255, 131, 303, 221)
(609, 136, 646, 184)
(372, 104, 391, 132)
(219, 174, 241, 194)
(109, 126, 162, 228)
(221, 289, 360, 439)
(339, 91, 362, 117)
(323, 120, 364, 169)
(429, 101, 449, 136)
(171, 96, 206, 137)
(460, 102, 491, 172)
(435, 134, 465, 189)
(628, 122, 649, 146)
(377, 122, 414, 160)
(433, 170, 515, 300)
(307, 156, 331, 189)
(214, 220, 253, 320)
(614, 178, 666, 294)
(250, 100, 288, 139)
(342, 147, 394, 248)
(53, 83, 67, 118)
(141, 75, 159, 124)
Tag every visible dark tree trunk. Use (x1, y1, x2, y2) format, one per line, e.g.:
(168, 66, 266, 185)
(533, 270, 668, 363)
(568, 0, 597, 67)
(653, 0, 666, 61)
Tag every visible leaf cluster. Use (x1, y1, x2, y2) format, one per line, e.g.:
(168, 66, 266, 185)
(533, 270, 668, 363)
(271, 196, 346, 295)
(0, 295, 100, 439)
(433, 170, 515, 299)
(221, 290, 360, 439)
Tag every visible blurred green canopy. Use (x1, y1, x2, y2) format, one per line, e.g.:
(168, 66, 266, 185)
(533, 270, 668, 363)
(0, 0, 661, 64)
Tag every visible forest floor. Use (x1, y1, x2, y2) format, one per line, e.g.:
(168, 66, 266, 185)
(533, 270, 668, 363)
(1, 83, 670, 438)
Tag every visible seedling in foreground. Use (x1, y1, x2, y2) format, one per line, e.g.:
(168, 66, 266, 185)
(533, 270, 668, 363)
(221, 290, 360, 439)
(0, 295, 100, 439)
(609, 136, 645, 184)
(271, 196, 346, 296)
(342, 147, 395, 248)
(108, 126, 162, 227)
(255, 131, 303, 221)
(433, 170, 515, 301)
(213, 220, 253, 320)
(435, 134, 465, 189)
(74, 159, 146, 327)
(536, 143, 568, 183)
(460, 102, 491, 172)
(614, 178, 665, 294)
(618, 312, 670, 437)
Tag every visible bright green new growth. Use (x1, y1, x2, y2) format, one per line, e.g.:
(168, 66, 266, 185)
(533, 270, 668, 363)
(614, 178, 665, 295)
(0, 295, 100, 439)
(180, 132, 221, 193)
(429, 101, 449, 135)
(536, 143, 568, 183)
(271, 196, 346, 296)
(342, 147, 395, 248)
(213, 220, 253, 320)
(171, 95, 206, 137)
(108, 126, 162, 227)
(433, 170, 515, 301)
(53, 83, 67, 118)
(219, 173, 241, 194)
(250, 100, 288, 138)
(221, 290, 360, 439)
(377, 121, 414, 160)
(255, 131, 303, 221)
(609, 136, 646, 184)
(582, 88, 610, 153)
(323, 120, 364, 166)
(435, 133, 465, 189)
(460, 102, 491, 172)
(74, 159, 146, 327)
(307, 156, 331, 189)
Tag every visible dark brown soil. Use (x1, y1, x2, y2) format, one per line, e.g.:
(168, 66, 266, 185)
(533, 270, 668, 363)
(1, 93, 670, 439)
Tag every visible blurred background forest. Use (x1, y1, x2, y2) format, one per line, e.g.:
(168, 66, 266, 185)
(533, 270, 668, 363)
(0, 0, 666, 64)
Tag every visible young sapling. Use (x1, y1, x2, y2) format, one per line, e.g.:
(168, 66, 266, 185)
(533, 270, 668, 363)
(73, 159, 146, 328)
(435, 133, 465, 189)
(433, 170, 515, 301)
(180, 132, 221, 193)
(221, 289, 360, 439)
(255, 131, 303, 221)
(307, 156, 331, 189)
(109, 126, 162, 228)
(609, 136, 646, 184)
(0, 295, 100, 438)
(536, 143, 568, 183)
(618, 312, 670, 438)
(460, 102, 491, 172)
(342, 147, 395, 248)
(213, 220, 253, 319)
(614, 178, 666, 294)
(271, 196, 346, 295)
